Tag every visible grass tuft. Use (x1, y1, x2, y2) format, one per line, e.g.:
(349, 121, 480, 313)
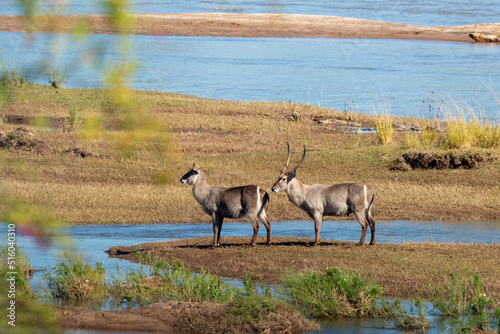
(111, 256, 240, 304)
(439, 97, 500, 149)
(420, 126, 437, 148)
(371, 91, 395, 144)
(390, 298, 432, 331)
(0, 48, 30, 87)
(49, 60, 67, 89)
(375, 114, 395, 144)
(431, 270, 499, 332)
(44, 254, 108, 299)
(281, 267, 385, 318)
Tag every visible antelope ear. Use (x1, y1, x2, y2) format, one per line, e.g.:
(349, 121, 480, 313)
(193, 162, 200, 171)
(288, 171, 296, 180)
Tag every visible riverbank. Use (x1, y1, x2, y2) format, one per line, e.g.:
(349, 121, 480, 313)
(107, 237, 500, 300)
(1, 13, 499, 43)
(1, 83, 499, 224)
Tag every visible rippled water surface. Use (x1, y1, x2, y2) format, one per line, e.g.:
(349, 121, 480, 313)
(2, 0, 500, 26)
(1, 32, 499, 120)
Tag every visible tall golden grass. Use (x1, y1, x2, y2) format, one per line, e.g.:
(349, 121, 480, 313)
(371, 91, 395, 144)
(438, 96, 500, 149)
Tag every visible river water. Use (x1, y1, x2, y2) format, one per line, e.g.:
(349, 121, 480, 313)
(1, 32, 499, 121)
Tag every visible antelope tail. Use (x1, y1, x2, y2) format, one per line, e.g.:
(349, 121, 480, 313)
(258, 192, 270, 219)
(366, 193, 375, 220)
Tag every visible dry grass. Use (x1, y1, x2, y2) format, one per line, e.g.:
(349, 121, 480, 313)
(1, 83, 499, 224)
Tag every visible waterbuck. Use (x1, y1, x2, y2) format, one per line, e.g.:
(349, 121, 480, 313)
(180, 163, 271, 247)
(271, 143, 376, 246)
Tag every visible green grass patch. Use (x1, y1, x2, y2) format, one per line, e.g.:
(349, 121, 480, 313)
(281, 267, 387, 318)
(44, 254, 109, 299)
(111, 257, 240, 304)
(431, 270, 499, 332)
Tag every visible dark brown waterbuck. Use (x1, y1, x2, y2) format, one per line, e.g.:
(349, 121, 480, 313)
(180, 163, 271, 247)
(271, 143, 376, 246)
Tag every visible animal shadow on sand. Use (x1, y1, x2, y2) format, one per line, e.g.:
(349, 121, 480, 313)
(175, 238, 345, 249)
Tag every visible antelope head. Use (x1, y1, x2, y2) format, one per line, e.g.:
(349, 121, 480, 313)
(271, 143, 306, 193)
(180, 162, 201, 185)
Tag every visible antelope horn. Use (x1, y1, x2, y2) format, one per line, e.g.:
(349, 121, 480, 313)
(291, 145, 306, 172)
(282, 142, 291, 174)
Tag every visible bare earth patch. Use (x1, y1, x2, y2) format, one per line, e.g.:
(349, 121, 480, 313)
(1, 14, 499, 43)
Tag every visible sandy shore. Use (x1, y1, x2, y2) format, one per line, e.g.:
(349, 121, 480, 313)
(1, 13, 499, 42)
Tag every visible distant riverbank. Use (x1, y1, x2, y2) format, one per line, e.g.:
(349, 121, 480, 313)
(1, 13, 499, 43)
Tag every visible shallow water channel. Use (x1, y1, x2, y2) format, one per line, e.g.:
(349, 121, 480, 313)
(6, 220, 500, 333)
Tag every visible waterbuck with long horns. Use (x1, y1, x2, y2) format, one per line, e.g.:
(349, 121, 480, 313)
(271, 143, 376, 246)
(180, 163, 271, 247)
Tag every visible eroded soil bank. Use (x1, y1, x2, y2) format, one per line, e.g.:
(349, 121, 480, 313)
(1, 13, 499, 43)
(58, 297, 319, 333)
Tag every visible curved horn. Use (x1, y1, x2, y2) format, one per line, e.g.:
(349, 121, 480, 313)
(281, 142, 291, 174)
(291, 145, 306, 171)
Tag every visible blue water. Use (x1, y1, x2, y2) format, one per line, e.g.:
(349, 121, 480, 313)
(1, 32, 499, 121)
(2, 0, 500, 26)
